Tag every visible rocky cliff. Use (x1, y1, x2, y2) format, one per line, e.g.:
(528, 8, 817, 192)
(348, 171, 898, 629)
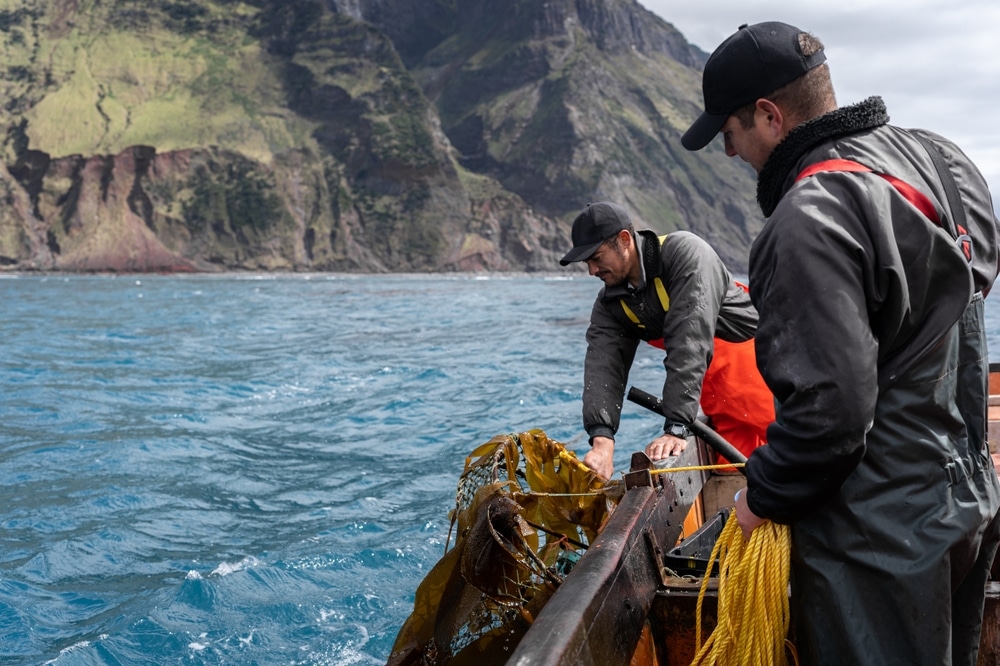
(0, 0, 760, 273)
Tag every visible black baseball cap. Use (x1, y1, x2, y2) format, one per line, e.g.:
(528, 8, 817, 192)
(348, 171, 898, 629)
(681, 21, 826, 151)
(559, 202, 632, 266)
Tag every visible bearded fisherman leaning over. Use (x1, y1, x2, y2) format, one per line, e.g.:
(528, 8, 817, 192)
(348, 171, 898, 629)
(682, 20, 1000, 666)
(560, 201, 774, 480)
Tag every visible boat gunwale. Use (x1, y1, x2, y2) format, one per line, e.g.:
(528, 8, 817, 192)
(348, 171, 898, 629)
(506, 442, 709, 666)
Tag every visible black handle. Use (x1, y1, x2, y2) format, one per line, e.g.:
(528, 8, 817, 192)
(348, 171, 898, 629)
(627, 386, 748, 472)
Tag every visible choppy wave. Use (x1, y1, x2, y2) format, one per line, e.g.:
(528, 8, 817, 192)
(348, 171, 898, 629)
(0, 275, 669, 664)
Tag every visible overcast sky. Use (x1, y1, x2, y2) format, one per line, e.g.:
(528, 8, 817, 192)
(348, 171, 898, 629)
(640, 1, 1000, 201)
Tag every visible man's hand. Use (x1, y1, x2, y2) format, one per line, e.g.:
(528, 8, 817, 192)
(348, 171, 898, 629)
(645, 433, 688, 461)
(735, 489, 767, 541)
(582, 436, 616, 480)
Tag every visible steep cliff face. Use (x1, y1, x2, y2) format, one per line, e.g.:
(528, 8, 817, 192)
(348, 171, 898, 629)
(0, 0, 759, 273)
(372, 0, 760, 263)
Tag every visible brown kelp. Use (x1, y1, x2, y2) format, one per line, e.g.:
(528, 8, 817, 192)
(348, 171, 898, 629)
(388, 430, 621, 665)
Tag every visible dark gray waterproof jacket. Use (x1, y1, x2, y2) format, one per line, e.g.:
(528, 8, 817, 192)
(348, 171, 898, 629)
(747, 96, 1000, 665)
(582, 230, 757, 441)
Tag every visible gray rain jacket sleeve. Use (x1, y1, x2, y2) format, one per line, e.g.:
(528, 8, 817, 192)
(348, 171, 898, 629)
(582, 231, 757, 441)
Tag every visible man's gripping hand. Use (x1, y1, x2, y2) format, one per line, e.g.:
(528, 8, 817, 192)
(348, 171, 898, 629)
(645, 433, 688, 461)
(582, 436, 616, 480)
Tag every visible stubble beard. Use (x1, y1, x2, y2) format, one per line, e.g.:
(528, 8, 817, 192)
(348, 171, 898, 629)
(599, 271, 627, 288)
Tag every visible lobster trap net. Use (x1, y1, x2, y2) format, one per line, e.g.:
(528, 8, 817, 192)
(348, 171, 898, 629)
(388, 429, 621, 665)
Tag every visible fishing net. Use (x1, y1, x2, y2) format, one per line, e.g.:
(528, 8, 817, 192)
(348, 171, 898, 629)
(387, 429, 622, 666)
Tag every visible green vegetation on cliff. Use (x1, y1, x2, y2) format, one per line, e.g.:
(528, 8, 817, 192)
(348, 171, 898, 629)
(0, 0, 759, 273)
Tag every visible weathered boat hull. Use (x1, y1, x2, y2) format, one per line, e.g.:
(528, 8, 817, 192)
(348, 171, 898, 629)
(509, 363, 1000, 665)
(507, 443, 711, 665)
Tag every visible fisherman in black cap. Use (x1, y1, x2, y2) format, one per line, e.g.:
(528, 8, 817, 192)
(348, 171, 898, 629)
(684, 21, 1000, 665)
(561, 201, 773, 480)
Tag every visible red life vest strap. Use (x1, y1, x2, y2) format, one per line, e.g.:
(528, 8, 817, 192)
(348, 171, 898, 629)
(796, 159, 972, 262)
(796, 159, 940, 224)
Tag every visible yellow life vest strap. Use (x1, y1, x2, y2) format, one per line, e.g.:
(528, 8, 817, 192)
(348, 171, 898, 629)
(620, 300, 643, 327)
(619, 235, 670, 326)
(653, 276, 670, 311)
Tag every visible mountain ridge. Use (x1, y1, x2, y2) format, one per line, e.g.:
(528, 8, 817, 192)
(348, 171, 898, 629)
(0, 0, 761, 273)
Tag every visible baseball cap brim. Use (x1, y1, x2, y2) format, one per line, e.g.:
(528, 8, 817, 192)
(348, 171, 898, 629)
(681, 110, 729, 151)
(559, 240, 604, 266)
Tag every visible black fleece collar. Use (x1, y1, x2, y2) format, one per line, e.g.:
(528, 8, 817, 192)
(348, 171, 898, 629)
(638, 229, 661, 275)
(757, 96, 890, 217)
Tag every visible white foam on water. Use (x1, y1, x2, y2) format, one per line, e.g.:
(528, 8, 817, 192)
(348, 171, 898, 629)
(304, 624, 383, 665)
(211, 555, 262, 577)
(42, 641, 89, 664)
(188, 632, 210, 651)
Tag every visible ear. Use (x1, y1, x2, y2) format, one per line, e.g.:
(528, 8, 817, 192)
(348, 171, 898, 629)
(755, 99, 786, 139)
(618, 229, 633, 248)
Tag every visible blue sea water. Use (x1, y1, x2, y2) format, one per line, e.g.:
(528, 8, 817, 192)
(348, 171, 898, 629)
(0, 274, 671, 665)
(2, 274, 999, 665)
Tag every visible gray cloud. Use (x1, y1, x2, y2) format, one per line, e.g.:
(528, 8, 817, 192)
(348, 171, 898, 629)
(641, 1, 1000, 199)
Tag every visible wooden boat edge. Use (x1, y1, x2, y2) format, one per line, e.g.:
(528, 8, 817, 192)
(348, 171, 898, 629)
(507, 443, 710, 666)
(507, 363, 1000, 665)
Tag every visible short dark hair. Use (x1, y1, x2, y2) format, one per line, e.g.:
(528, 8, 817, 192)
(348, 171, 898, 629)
(602, 226, 635, 253)
(733, 32, 836, 130)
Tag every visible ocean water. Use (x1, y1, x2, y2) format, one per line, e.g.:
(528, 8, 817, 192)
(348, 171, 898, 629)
(2, 274, 999, 665)
(0, 274, 669, 665)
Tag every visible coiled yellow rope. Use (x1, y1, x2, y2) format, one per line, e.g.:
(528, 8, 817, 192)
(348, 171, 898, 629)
(690, 511, 795, 666)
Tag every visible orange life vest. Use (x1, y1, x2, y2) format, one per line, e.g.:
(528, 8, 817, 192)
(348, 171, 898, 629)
(699, 337, 773, 462)
(637, 277, 773, 463)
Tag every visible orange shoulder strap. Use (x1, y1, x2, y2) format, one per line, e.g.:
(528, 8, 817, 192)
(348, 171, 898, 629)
(796, 159, 972, 262)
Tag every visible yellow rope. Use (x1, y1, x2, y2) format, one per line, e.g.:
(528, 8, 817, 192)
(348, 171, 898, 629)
(690, 512, 795, 666)
(505, 464, 745, 496)
(651, 463, 745, 475)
